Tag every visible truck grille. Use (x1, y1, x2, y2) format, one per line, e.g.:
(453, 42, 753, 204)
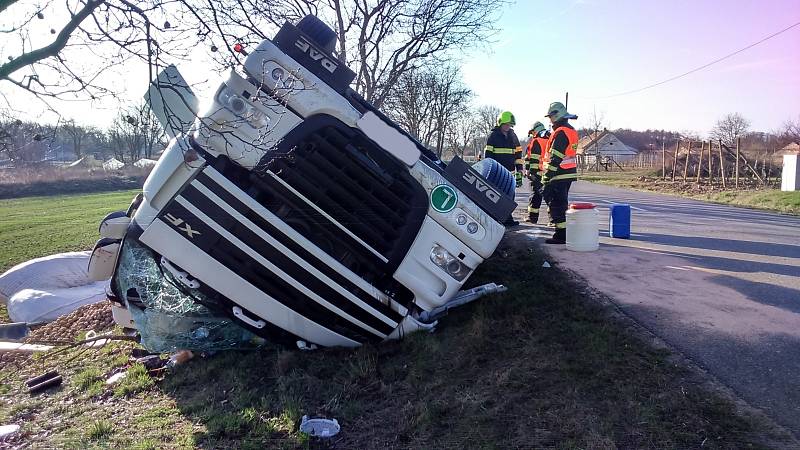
(207, 115, 426, 303)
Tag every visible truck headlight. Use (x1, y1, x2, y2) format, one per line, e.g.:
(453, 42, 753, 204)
(216, 84, 270, 129)
(429, 245, 470, 281)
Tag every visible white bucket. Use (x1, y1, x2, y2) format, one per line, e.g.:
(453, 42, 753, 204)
(566, 203, 599, 252)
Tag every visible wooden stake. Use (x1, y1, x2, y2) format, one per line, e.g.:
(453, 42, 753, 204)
(718, 140, 726, 188)
(735, 138, 740, 189)
(696, 140, 705, 183)
(661, 141, 666, 180)
(671, 139, 680, 181)
(707, 140, 714, 185)
(683, 141, 692, 183)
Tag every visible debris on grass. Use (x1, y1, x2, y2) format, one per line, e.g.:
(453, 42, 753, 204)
(299, 415, 340, 438)
(0, 424, 20, 439)
(105, 372, 127, 385)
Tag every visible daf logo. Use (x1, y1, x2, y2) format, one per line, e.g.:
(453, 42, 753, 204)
(462, 173, 501, 204)
(164, 213, 201, 239)
(294, 37, 338, 73)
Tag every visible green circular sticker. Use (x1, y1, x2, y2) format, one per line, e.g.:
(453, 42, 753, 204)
(430, 184, 458, 213)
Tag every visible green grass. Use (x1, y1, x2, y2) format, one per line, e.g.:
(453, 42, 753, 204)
(74, 366, 105, 397)
(580, 170, 800, 215)
(0, 189, 140, 273)
(0, 190, 792, 448)
(696, 190, 800, 214)
(113, 362, 154, 397)
(87, 420, 114, 441)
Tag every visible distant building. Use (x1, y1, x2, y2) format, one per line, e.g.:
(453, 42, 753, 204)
(577, 130, 638, 165)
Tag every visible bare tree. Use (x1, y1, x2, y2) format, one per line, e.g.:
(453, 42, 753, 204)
(1, 0, 506, 113)
(781, 115, 800, 145)
(383, 68, 437, 146)
(0, 0, 270, 112)
(213, 0, 506, 108)
(0, 115, 50, 164)
(109, 101, 164, 162)
(446, 108, 479, 160)
(590, 106, 606, 131)
(710, 113, 750, 148)
(384, 64, 471, 155)
(476, 105, 502, 135)
(62, 119, 88, 158)
(429, 66, 472, 156)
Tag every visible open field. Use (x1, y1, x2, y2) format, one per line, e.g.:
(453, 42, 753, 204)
(0, 189, 141, 273)
(580, 170, 800, 215)
(0, 190, 792, 448)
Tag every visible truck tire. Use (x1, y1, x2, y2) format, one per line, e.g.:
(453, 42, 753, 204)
(471, 159, 515, 198)
(296, 15, 337, 53)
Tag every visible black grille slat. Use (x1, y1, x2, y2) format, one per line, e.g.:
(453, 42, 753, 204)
(247, 173, 378, 268)
(204, 115, 425, 309)
(193, 172, 404, 323)
(313, 130, 411, 208)
(276, 158, 392, 248)
(303, 136, 409, 224)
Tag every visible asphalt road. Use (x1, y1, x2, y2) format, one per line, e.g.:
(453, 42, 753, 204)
(517, 181, 800, 436)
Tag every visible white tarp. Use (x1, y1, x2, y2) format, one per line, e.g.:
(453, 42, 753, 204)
(0, 251, 107, 323)
(103, 158, 125, 170)
(67, 155, 103, 168)
(134, 158, 158, 168)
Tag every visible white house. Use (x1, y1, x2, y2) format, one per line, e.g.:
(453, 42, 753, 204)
(577, 130, 638, 164)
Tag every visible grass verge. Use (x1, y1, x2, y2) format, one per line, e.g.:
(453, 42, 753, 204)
(580, 170, 800, 215)
(0, 227, 790, 448)
(0, 188, 793, 447)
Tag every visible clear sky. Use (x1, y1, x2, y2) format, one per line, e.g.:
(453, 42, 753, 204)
(2, 0, 798, 137)
(462, 0, 800, 136)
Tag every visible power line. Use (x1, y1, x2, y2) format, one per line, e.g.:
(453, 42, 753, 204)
(589, 19, 800, 100)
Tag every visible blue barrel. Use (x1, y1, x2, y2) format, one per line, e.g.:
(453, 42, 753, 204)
(609, 204, 631, 239)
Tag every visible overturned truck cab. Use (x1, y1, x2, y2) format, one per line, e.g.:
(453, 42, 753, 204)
(90, 16, 517, 350)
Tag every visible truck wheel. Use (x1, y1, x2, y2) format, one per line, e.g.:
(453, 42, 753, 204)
(471, 158, 515, 198)
(297, 15, 337, 53)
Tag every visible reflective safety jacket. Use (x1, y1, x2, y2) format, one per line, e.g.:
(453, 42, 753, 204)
(484, 126, 523, 172)
(543, 122, 579, 182)
(525, 134, 549, 175)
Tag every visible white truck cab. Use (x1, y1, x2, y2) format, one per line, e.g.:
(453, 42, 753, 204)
(90, 16, 517, 348)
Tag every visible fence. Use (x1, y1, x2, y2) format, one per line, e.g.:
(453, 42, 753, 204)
(658, 138, 782, 188)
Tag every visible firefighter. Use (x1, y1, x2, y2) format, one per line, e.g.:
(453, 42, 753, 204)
(484, 111, 524, 185)
(484, 110, 524, 226)
(525, 121, 548, 223)
(541, 102, 578, 244)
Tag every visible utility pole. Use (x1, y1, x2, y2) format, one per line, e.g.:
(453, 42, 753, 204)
(565, 92, 569, 109)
